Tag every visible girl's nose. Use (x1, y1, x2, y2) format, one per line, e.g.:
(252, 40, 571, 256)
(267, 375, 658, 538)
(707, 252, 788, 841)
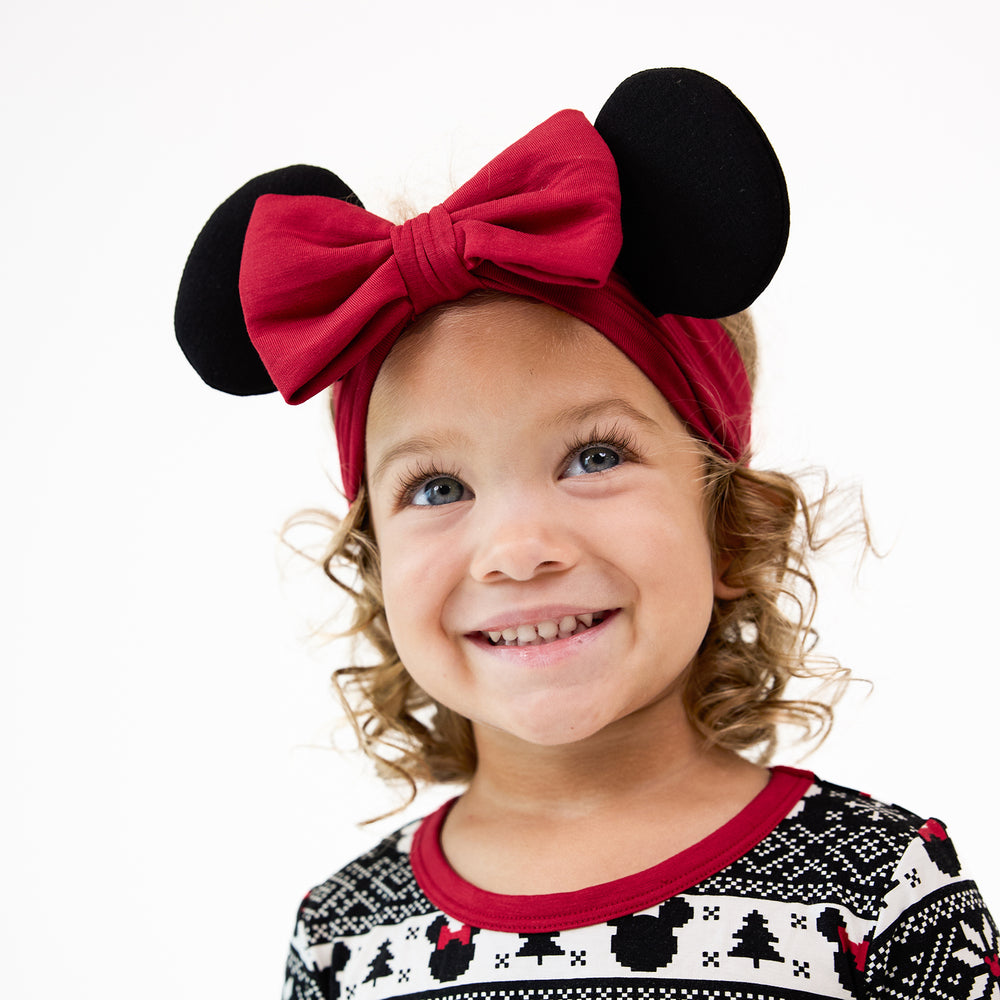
(468, 498, 580, 583)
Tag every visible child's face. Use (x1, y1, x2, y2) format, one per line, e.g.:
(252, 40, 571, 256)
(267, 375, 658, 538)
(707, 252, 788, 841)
(365, 296, 728, 750)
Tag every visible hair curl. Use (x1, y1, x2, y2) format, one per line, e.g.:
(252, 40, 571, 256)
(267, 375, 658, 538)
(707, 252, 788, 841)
(287, 309, 862, 805)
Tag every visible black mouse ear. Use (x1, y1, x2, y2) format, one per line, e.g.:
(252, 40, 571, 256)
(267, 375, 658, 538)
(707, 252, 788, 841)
(595, 68, 789, 318)
(174, 165, 361, 395)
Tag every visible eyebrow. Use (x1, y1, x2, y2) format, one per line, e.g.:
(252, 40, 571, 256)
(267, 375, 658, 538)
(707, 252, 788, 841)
(367, 398, 660, 488)
(551, 398, 662, 432)
(368, 430, 472, 489)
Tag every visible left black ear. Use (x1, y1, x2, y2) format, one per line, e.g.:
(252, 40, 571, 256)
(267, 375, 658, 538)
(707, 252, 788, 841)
(174, 164, 361, 396)
(595, 68, 789, 318)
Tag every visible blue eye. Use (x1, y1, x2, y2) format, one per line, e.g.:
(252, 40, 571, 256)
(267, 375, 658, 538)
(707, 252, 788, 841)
(563, 444, 622, 477)
(411, 476, 468, 506)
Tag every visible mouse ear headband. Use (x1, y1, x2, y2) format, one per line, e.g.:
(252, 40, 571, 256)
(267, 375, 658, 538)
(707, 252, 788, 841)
(175, 68, 789, 501)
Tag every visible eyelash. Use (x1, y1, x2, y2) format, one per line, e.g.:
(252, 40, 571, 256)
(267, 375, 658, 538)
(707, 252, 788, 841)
(561, 423, 640, 474)
(392, 423, 641, 508)
(393, 460, 466, 509)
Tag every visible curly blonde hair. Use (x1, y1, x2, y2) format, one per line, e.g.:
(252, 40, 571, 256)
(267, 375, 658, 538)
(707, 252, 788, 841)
(292, 307, 858, 802)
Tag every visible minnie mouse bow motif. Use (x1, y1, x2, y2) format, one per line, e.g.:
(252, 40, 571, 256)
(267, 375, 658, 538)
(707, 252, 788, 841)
(238, 110, 622, 404)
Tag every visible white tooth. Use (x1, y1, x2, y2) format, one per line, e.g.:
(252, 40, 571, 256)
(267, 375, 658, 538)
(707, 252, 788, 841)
(578, 613, 593, 628)
(488, 631, 503, 643)
(501, 627, 519, 641)
(537, 620, 559, 640)
(516, 624, 538, 644)
(559, 615, 577, 636)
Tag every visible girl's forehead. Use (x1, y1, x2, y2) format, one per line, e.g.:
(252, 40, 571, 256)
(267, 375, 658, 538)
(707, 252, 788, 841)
(383, 296, 590, 374)
(365, 296, 671, 436)
(371, 295, 620, 394)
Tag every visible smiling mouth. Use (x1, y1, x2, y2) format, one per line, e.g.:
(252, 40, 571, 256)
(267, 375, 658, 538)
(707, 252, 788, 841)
(480, 611, 613, 647)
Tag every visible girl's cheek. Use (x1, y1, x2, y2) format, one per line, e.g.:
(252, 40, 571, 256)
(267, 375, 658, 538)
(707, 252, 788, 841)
(381, 531, 442, 605)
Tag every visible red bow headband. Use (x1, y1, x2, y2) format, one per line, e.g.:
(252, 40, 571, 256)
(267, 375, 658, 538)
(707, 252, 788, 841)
(175, 69, 789, 502)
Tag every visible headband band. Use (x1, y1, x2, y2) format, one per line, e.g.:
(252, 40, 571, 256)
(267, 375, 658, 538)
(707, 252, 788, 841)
(175, 68, 789, 502)
(329, 277, 750, 504)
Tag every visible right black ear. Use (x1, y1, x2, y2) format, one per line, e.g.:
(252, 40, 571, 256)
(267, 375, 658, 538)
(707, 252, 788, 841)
(174, 165, 361, 395)
(595, 68, 789, 319)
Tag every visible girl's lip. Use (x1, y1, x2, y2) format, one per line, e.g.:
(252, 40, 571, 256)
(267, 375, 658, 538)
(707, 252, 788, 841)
(465, 606, 618, 635)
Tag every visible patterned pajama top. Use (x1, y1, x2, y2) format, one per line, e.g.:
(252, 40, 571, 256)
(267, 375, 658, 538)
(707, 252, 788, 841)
(284, 767, 998, 1000)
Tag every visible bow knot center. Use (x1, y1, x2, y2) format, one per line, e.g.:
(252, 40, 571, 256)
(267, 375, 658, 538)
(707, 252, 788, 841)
(390, 206, 479, 315)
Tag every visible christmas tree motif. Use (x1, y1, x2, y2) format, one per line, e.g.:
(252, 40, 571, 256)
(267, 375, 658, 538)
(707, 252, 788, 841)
(516, 931, 566, 965)
(363, 940, 394, 985)
(728, 910, 785, 969)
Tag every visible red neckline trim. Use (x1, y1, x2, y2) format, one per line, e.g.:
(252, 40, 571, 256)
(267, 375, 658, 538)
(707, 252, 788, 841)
(410, 765, 814, 932)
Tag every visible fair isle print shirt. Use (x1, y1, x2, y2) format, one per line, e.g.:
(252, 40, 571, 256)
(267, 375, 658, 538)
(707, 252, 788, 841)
(283, 767, 999, 999)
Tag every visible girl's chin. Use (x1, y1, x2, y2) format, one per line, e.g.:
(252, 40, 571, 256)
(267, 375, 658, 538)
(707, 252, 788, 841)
(471, 705, 628, 750)
(469, 684, 691, 753)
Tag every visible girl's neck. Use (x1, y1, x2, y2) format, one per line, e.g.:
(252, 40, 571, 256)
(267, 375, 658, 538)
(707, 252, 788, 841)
(463, 695, 742, 817)
(440, 699, 769, 894)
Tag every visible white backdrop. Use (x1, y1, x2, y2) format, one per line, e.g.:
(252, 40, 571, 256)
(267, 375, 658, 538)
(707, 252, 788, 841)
(4, 1, 997, 995)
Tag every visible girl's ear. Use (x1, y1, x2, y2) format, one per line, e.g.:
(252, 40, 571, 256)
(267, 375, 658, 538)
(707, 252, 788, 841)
(713, 557, 748, 601)
(594, 68, 789, 319)
(175, 164, 361, 396)
(709, 493, 751, 601)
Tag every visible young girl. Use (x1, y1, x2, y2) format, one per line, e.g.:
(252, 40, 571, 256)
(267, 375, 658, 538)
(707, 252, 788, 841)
(175, 69, 997, 999)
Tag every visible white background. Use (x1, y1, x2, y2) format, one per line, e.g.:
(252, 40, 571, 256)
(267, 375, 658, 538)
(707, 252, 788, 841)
(4, 1, 998, 995)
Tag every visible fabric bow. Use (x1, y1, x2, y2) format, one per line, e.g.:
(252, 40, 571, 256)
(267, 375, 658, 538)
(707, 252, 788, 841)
(238, 109, 623, 405)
